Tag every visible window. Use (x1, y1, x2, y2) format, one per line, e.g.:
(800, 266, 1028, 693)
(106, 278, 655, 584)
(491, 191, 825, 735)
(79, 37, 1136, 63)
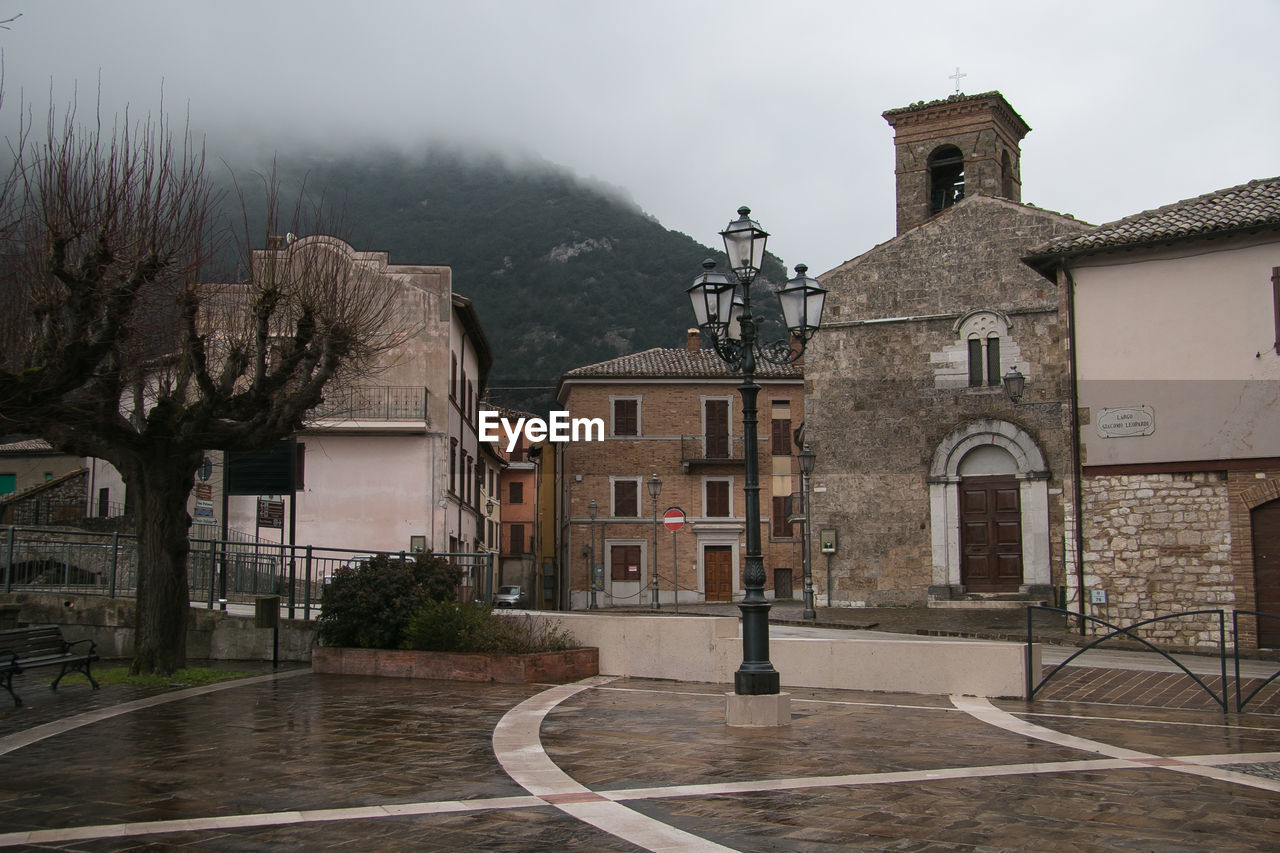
(968, 334, 1001, 387)
(613, 478, 639, 517)
(509, 524, 525, 555)
(771, 418, 792, 456)
(509, 481, 524, 504)
(449, 440, 458, 494)
(1272, 266, 1280, 354)
(929, 145, 965, 215)
(705, 479, 730, 518)
(450, 354, 457, 401)
(704, 398, 730, 459)
(295, 442, 306, 490)
(772, 495, 795, 538)
(613, 397, 639, 436)
(0, 473, 14, 495)
(611, 544, 641, 582)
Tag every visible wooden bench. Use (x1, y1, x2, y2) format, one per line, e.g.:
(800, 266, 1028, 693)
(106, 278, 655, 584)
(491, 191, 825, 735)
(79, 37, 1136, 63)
(0, 625, 100, 707)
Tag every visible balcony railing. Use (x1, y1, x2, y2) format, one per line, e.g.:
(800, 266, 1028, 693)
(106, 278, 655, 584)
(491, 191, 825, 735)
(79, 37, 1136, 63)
(308, 386, 428, 422)
(680, 435, 744, 470)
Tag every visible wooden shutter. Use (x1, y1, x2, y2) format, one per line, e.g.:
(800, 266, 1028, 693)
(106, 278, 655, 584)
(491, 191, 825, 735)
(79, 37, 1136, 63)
(614, 399, 638, 436)
(771, 418, 792, 456)
(706, 480, 730, 517)
(615, 480, 638, 517)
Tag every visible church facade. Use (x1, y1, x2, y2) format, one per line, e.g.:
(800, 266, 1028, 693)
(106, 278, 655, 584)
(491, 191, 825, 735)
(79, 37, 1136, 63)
(805, 92, 1091, 608)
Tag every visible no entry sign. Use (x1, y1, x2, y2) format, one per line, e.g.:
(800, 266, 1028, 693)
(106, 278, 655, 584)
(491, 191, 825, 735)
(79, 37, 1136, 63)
(663, 506, 686, 531)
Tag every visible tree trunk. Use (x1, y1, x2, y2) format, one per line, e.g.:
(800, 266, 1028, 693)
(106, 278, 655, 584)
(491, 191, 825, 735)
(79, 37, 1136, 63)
(129, 450, 202, 675)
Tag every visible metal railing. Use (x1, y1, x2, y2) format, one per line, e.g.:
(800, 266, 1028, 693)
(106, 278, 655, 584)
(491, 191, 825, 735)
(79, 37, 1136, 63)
(2, 525, 494, 621)
(306, 385, 428, 421)
(1026, 605, 1280, 713)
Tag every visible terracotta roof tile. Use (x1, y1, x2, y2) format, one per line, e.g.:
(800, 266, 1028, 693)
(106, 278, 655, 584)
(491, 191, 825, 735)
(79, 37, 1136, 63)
(1030, 176, 1280, 259)
(561, 347, 802, 381)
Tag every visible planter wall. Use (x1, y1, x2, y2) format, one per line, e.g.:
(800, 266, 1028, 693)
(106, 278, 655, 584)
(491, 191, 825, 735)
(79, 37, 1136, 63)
(311, 645, 598, 683)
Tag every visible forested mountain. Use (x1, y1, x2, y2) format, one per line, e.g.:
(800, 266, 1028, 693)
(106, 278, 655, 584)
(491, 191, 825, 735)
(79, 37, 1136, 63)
(221, 148, 788, 414)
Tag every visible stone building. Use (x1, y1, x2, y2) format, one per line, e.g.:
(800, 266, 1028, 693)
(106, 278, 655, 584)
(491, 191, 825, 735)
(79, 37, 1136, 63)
(1026, 177, 1280, 649)
(805, 92, 1091, 607)
(556, 331, 804, 610)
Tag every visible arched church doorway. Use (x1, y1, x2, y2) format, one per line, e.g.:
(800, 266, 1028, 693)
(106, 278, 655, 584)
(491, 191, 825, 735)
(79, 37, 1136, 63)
(928, 421, 1052, 597)
(959, 444, 1023, 591)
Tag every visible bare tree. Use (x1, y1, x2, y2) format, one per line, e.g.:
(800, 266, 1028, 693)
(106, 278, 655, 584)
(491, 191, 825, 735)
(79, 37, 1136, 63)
(0, 102, 406, 674)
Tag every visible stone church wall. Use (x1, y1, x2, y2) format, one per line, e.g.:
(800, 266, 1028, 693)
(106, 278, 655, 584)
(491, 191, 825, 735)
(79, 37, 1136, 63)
(807, 198, 1088, 606)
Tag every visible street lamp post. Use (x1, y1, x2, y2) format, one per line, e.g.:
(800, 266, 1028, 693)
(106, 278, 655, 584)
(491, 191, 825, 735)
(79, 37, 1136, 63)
(648, 474, 662, 610)
(798, 444, 817, 620)
(686, 207, 827, 699)
(588, 499, 598, 610)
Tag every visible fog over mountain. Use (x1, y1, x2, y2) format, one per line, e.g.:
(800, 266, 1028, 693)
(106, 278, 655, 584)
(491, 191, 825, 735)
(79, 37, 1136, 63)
(220, 145, 789, 414)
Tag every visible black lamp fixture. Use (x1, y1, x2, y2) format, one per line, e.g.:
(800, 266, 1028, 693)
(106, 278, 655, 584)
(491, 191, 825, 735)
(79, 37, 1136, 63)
(1002, 366, 1027, 404)
(647, 474, 662, 610)
(1003, 366, 1063, 412)
(686, 206, 827, 696)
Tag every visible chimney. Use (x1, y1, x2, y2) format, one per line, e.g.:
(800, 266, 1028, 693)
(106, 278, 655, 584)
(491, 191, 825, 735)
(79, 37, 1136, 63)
(266, 235, 285, 250)
(686, 328, 701, 353)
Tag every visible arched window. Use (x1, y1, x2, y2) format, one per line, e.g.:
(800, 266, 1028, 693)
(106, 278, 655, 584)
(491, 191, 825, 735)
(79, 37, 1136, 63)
(1001, 150, 1016, 199)
(967, 333, 1001, 387)
(929, 145, 965, 215)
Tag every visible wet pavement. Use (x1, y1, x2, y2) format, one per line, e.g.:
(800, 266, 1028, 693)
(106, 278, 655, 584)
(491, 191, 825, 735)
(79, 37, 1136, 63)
(1, 619, 1278, 850)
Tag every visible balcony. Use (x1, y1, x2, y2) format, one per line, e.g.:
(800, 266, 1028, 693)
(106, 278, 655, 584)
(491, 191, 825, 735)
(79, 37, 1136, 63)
(680, 435, 745, 472)
(306, 386, 429, 429)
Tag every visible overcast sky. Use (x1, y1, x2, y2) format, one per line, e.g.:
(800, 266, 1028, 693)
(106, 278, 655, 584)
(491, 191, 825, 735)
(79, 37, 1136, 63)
(4, 0, 1278, 276)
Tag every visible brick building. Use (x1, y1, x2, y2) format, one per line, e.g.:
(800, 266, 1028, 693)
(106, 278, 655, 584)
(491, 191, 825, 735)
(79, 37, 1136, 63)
(805, 92, 1091, 608)
(556, 332, 804, 610)
(495, 414, 538, 598)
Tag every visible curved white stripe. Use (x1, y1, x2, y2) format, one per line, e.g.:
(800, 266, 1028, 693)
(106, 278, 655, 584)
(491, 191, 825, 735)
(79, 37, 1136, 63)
(492, 676, 738, 852)
(952, 695, 1280, 794)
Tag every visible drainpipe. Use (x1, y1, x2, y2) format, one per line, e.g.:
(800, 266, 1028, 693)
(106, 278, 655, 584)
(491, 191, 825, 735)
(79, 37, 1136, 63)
(1065, 266, 1087, 633)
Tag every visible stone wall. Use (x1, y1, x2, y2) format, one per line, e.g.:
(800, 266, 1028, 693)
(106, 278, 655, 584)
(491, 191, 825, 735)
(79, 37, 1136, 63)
(0, 592, 317, 662)
(807, 198, 1088, 606)
(1082, 472, 1232, 648)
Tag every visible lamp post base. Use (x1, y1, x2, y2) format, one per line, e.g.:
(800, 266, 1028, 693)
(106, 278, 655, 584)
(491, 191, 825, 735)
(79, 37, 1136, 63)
(726, 692, 791, 727)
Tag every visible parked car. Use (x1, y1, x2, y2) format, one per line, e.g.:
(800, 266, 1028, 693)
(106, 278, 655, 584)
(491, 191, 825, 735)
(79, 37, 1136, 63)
(494, 585, 526, 608)
(322, 554, 374, 586)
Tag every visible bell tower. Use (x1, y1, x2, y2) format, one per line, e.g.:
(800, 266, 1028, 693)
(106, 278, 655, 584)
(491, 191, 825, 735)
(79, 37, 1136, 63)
(883, 91, 1030, 236)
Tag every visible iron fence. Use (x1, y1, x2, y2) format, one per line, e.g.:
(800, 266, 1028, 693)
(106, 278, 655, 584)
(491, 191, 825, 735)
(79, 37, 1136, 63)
(2, 526, 494, 621)
(1025, 605, 1280, 713)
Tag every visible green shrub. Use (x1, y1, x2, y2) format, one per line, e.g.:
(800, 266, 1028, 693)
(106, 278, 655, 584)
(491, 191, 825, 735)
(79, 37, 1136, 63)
(317, 552, 462, 649)
(403, 600, 495, 652)
(403, 602, 577, 654)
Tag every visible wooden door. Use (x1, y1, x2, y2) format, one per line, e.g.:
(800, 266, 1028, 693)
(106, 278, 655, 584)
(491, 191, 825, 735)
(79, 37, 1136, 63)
(1253, 500, 1280, 648)
(960, 476, 1023, 592)
(705, 400, 729, 459)
(705, 546, 733, 602)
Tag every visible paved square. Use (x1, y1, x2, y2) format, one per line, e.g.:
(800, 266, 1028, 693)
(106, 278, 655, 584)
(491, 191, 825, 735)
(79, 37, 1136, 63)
(0, 663, 1277, 850)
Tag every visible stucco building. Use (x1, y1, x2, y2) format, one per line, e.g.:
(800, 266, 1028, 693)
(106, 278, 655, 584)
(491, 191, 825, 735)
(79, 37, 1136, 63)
(557, 331, 805, 610)
(805, 92, 1091, 608)
(1026, 177, 1280, 648)
(205, 238, 496, 562)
